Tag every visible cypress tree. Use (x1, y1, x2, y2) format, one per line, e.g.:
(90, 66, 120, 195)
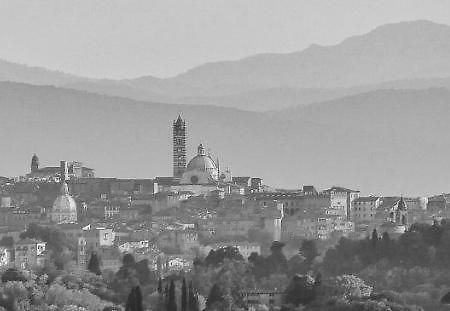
(206, 283, 223, 308)
(158, 277, 163, 294)
(167, 280, 177, 311)
(135, 285, 144, 311)
(125, 286, 143, 311)
(165, 284, 169, 298)
(188, 281, 199, 311)
(181, 278, 187, 311)
(125, 287, 136, 311)
(371, 228, 378, 248)
(87, 252, 102, 275)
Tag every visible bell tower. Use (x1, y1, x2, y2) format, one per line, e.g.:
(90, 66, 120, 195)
(31, 154, 39, 173)
(173, 115, 187, 178)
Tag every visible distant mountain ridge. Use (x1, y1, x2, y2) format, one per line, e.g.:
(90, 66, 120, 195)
(1, 81, 450, 196)
(2, 20, 450, 111)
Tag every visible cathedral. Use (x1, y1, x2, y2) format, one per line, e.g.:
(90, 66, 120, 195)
(170, 115, 232, 195)
(49, 161, 78, 224)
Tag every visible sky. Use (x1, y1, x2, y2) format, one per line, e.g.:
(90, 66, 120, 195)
(1, 0, 450, 79)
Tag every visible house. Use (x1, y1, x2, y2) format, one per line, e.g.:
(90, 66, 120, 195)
(323, 186, 360, 220)
(352, 197, 381, 223)
(240, 289, 284, 308)
(14, 238, 46, 270)
(84, 227, 115, 252)
(0, 246, 12, 267)
(157, 229, 199, 254)
(118, 239, 150, 253)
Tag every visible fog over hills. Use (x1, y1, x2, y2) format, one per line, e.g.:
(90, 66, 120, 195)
(2, 20, 450, 111)
(1, 81, 449, 196)
(124, 20, 450, 96)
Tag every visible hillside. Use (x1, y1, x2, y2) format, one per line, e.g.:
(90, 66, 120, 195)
(126, 20, 450, 97)
(3, 21, 450, 112)
(1, 82, 450, 195)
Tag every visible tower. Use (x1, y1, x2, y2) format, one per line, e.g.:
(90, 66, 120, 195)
(31, 154, 39, 172)
(173, 115, 187, 178)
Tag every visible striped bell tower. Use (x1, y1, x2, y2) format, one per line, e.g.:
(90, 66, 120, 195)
(173, 115, 187, 178)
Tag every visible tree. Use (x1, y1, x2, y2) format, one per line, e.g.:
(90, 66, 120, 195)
(188, 281, 199, 311)
(123, 254, 136, 267)
(266, 241, 288, 274)
(284, 274, 317, 306)
(204, 247, 244, 266)
(88, 253, 102, 275)
(167, 280, 177, 311)
(125, 286, 143, 311)
(206, 283, 224, 309)
(371, 229, 378, 248)
(1, 269, 26, 283)
(300, 239, 318, 270)
(181, 278, 187, 311)
(158, 278, 163, 295)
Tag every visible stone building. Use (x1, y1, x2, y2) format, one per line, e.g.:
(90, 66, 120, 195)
(14, 238, 46, 270)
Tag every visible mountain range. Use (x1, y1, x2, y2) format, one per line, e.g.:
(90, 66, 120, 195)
(3, 20, 450, 111)
(1, 20, 450, 195)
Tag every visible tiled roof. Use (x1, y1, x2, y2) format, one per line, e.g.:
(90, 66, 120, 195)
(324, 186, 359, 193)
(355, 196, 380, 203)
(16, 238, 44, 245)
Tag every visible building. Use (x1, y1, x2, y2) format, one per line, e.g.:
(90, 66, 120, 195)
(157, 229, 199, 254)
(0, 247, 12, 268)
(14, 238, 46, 270)
(0, 206, 45, 227)
(27, 155, 94, 181)
(118, 239, 150, 254)
(323, 186, 360, 220)
(77, 236, 87, 269)
(282, 218, 318, 240)
(150, 191, 193, 213)
(240, 289, 284, 308)
(50, 182, 77, 224)
(84, 227, 115, 252)
(376, 197, 409, 237)
(173, 115, 187, 179)
(180, 143, 219, 184)
(353, 196, 381, 223)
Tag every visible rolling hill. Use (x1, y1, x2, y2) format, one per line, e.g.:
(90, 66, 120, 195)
(1, 82, 450, 196)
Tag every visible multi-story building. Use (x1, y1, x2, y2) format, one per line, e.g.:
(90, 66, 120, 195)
(14, 238, 46, 270)
(84, 227, 115, 252)
(282, 217, 318, 240)
(0, 246, 12, 268)
(118, 239, 150, 253)
(323, 186, 360, 220)
(240, 289, 284, 307)
(214, 217, 257, 238)
(353, 197, 381, 223)
(157, 229, 199, 254)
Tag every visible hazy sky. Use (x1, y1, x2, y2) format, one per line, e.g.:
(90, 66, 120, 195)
(1, 0, 450, 79)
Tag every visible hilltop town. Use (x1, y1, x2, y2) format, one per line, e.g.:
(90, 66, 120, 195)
(0, 115, 448, 310)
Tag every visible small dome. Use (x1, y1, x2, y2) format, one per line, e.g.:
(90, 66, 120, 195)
(52, 182, 77, 213)
(186, 144, 217, 172)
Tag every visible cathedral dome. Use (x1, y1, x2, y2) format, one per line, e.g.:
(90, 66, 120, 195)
(186, 144, 217, 172)
(52, 183, 77, 215)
